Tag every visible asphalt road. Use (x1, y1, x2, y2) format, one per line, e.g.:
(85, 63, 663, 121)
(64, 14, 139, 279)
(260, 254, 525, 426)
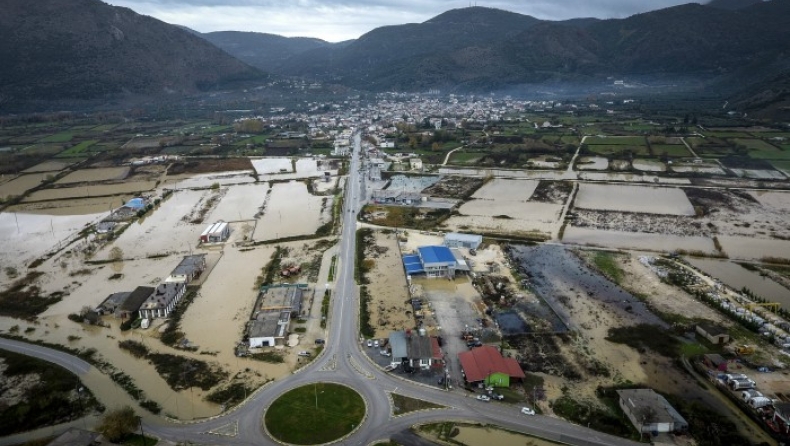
(0, 133, 642, 446)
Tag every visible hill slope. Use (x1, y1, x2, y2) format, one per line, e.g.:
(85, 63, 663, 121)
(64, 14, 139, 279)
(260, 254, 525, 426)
(0, 0, 263, 105)
(201, 31, 332, 73)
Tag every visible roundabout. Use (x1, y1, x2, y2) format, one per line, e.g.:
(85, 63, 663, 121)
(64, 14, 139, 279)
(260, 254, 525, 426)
(264, 383, 365, 445)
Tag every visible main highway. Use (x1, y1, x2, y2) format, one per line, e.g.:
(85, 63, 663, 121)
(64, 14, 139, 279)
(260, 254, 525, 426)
(0, 133, 641, 446)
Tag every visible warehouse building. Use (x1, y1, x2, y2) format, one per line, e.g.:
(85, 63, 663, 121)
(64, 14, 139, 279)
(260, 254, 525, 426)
(402, 245, 470, 278)
(444, 232, 482, 250)
(200, 221, 230, 243)
(617, 389, 688, 434)
(458, 345, 525, 388)
(247, 284, 305, 348)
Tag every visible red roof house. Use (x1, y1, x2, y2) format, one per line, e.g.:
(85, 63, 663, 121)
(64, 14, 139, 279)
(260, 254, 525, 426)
(458, 345, 525, 386)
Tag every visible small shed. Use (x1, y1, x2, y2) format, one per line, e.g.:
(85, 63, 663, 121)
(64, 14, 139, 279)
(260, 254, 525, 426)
(617, 389, 688, 434)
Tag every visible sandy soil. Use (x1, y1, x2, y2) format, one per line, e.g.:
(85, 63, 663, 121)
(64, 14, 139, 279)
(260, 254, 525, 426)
(632, 159, 666, 172)
(471, 179, 539, 201)
(364, 231, 412, 339)
(562, 227, 716, 254)
(576, 156, 609, 170)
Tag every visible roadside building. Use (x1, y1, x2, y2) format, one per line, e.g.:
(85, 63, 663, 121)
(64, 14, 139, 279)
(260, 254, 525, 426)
(389, 331, 408, 365)
(773, 402, 790, 434)
(406, 333, 442, 370)
(199, 221, 230, 243)
(457, 345, 525, 388)
(247, 284, 305, 348)
(444, 232, 483, 250)
(124, 197, 147, 211)
(117, 286, 155, 319)
(138, 282, 187, 319)
(696, 322, 730, 345)
(166, 254, 207, 284)
(402, 245, 458, 278)
(617, 389, 688, 434)
(409, 158, 423, 171)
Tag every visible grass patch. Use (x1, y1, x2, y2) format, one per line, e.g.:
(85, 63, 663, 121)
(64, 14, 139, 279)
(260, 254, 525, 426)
(250, 351, 285, 363)
(0, 349, 103, 436)
(206, 382, 258, 408)
(391, 393, 444, 415)
(265, 383, 365, 445)
(147, 353, 228, 391)
(589, 251, 625, 285)
(551, 395, 637, 440)
(0, 271, 63, 318)
(606, 324, 680, 357)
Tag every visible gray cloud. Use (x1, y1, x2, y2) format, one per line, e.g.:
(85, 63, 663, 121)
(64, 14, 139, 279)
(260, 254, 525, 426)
(105, 0, 700, 41)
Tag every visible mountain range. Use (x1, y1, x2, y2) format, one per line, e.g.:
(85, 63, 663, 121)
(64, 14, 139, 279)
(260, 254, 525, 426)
(202, 2, 789, 95)
(0, 0, 263, 108)
(0, 0, 788, 111)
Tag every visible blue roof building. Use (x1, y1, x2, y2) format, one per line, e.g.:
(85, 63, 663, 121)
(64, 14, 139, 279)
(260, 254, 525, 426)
(125, 197, 146, 210)
(402, 245, 459, 278)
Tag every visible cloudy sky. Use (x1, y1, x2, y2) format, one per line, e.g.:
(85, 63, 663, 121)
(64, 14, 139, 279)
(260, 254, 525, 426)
(104, 0, 700, 42)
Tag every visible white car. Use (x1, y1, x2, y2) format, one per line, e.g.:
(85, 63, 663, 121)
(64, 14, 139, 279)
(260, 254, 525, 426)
(373, 340, 380, 348)
(521, 407, 535, 416)
(476, 395, 491, 402)
(366, 339, 373, 347)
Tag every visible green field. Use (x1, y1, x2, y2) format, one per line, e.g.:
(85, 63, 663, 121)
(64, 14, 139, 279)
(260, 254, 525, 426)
(22, 144, 65, 155)
(40, 131, 76, 143)
(651, 144, 690, 157)
(770, 160, 790, 174)
(588, 145, 650, 156)
(56, 140, 98, 158)
(90, 124, 119, 133)
(704, 131, 752, 138)
(585, 136, 646, 146)
(733, 138, 780, 152)
(235, 135, 269, 146)
(264, 383, 364, 444)
(449, 151, 483, 164)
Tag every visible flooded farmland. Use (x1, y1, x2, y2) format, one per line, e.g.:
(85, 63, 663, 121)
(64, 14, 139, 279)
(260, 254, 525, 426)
(0, 173, 49, 197)
(718, 235, 790, 261)
(562, 227, 716, 254)
(687, 257, 790, 309)
(508, 244, 666, 330)
(253, 181, 326, 241)
(55, 167, 130, 184)
(23, 181, 157, 201)
(575, 183, 695, 215)
(207, 183, 268, 222)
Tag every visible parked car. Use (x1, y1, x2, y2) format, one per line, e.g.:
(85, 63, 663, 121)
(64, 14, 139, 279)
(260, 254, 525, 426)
(380, 350, 391, 357)
(476, 395, 491, 402)
(383, 364, 397, 372)
(315, 339, 325, 345)
(298, 351, 312, 357)
(491, 392, 504, 400)
(521, 407, 535, 416)
(373, 340, 380, 348)
(366, 339, 373, 347)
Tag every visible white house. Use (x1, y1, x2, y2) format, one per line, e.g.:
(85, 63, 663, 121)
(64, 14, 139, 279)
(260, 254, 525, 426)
(138, 282, 187, 319)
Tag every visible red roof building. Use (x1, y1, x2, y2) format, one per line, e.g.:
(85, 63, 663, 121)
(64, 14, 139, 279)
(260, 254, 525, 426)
(458, 345, 525, 384)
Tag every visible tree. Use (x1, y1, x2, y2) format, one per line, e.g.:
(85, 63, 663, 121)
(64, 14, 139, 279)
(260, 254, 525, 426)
(97, 406, 138, 442)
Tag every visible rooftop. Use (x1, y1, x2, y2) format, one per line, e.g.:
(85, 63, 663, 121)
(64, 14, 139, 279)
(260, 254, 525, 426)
(120, 286, 155, 313)
(140, 282, 185, 311)
(171, 254, 207, 276)
(617, 389, 687, 427)
(458, 345, 525, 382)
(417, 245, 456, 265)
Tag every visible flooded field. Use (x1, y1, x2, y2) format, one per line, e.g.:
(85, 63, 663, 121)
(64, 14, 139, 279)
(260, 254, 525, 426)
(632, 159, 666, 172)
(687, 258, 790, 309)
(576, 156, 608, 170)
(22, 160, 74, 173)
(471, 178, 539, 201)
(0, 211, 105, 278)
(749, 190, 790, 210)
(167, 171, 255, 189)
(253, 181, 326, 241)
(731, 169, 787, 180)
(575, 183, 695, 215)
(671, 164, 726, 175)
(578, 172, 691, 184)
(251, 158, 292, 174)
(562, 227, 716, 254)
(458, 200, 562, 223)
(207, 183, 269, 222)
(438, 167, 568, 181)
(55, 167, 130, 184)
(0, 173, 48, 197)
(24, 181, 156, 201)
(8, 196, 129, 215)
(97, 189, 208, 260)
(180, 246, 290, 372)
(509, 244, 666, 330)
(388, 174, 439, 193)
(718, 235, 790, 261)
(453, 425, 561, 446)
